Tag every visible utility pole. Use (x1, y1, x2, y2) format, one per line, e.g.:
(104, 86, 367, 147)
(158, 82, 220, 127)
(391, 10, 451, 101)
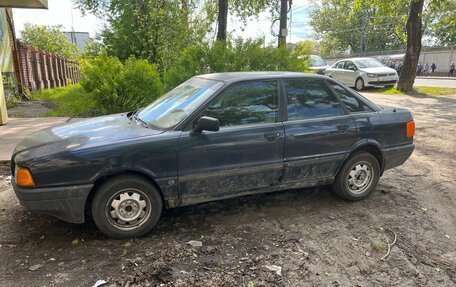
(278, 0, 288, 48)
(359, 8, 366, 55)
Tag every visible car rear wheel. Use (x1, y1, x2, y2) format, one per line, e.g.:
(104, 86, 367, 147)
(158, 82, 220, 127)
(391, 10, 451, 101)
(332, 152, 380, 201)
(92, 175, 162, 239)
(355, 77, 365, 91)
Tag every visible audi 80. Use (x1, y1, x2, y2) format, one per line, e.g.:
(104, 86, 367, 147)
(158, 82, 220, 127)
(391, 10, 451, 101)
(11, 72, 415, 238)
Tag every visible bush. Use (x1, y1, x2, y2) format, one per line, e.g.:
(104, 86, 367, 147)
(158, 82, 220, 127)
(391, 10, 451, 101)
(164, 38, 309, 90)
(80, 53, 163, 113)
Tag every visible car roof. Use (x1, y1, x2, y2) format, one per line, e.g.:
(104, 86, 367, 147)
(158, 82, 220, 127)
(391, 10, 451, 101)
(196, 72, 327, 83)
(335, 57, 376, 63)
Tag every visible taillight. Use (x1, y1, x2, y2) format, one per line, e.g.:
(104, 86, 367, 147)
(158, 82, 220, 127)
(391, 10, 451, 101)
(406, 120, 415, 137)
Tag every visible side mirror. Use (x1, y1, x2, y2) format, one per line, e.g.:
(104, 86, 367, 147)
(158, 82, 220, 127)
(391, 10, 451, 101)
(190, 116, 219, 136)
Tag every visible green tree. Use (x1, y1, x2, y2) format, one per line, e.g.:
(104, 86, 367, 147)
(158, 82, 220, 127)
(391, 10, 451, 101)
(20, 24, 79, 59)
(75, 0, 211, 73)
(352, 0, 451, 91)
(215, 0, 277, 41)
(75, 0, 276, 44)
(82, 38, 105, 57)
(428, 0, 456, 46)
(310, 0, 407, 56)
(164, 38, 308, 89)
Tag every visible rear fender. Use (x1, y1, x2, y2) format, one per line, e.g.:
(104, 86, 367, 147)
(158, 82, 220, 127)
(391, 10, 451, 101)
(335, 139, 385, 175)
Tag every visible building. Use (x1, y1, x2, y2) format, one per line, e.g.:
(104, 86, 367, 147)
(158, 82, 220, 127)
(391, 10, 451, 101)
(64, 31, 90, 52)
(0, 0, 48, 125)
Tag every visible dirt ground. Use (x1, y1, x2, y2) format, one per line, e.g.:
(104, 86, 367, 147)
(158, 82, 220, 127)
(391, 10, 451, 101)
(1, 92, 455, 287)
(7, 101, 52, 118)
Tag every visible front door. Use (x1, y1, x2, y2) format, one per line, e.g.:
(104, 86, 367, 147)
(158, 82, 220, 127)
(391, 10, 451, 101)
(343, 61, 357, 86)
(281, 78, 357, 184)
(178, 80, 285, 202)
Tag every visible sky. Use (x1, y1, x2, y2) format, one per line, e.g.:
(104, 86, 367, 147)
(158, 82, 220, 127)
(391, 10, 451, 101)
(12, 0, 104, 37)
(12, 0, 316, 44)
(230, 0, 316, 44)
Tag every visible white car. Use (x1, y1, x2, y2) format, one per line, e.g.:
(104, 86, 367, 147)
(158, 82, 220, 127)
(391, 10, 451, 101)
(325, 57, 398, 90)
(308, 55, 329, 75)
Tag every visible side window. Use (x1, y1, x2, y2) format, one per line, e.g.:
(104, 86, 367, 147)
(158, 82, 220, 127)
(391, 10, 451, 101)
(200, 81, 278, 127)
(335, 61, 345, 69)
(345, 61, 356, 70)
(284, 79, 344, 121)
(329, 82, 374, 113)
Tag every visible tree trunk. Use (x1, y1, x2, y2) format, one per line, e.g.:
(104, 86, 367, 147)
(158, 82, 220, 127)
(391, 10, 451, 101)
(397, 0, 424, 92)
(216, 0, 228, 41)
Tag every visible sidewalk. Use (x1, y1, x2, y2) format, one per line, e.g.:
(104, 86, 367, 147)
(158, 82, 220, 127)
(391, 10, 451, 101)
(416, 76, 456, 80)
(0, 117, 70, 162)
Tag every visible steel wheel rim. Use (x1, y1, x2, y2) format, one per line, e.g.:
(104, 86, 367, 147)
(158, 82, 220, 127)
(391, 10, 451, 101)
(105, 188, 151, 230)
(347, 161, 373, 194)
(356, 79, 364, 90)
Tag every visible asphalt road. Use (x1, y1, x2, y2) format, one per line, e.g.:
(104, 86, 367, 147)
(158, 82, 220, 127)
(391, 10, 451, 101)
(414, 77, 456, 88)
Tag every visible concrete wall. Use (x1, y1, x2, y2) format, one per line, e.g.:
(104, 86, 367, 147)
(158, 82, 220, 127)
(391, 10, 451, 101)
(325, 47, 456, 73)
(419, 50, 455, 73)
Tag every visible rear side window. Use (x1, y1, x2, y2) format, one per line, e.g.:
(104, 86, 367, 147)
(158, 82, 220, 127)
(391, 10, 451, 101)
(284, 79, 344, 121)
(329, 82, 374, 113)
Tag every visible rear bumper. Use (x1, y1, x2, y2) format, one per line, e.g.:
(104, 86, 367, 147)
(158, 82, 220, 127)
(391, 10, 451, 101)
(383, 143, 415, 171)
(13, 182, 93, 224)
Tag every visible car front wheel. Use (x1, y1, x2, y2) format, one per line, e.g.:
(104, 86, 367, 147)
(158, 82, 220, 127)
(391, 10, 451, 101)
(332, 152, 380, 201)
(355, 77, 365, 91)
(92, 175, 163, 239)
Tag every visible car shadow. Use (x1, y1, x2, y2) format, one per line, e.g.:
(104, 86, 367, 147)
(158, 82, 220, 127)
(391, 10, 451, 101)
(9, 185, 345, 242)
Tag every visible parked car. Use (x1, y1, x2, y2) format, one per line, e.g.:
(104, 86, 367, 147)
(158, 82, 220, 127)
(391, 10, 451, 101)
(325, 57, 398, 90)
(308, 55, 329, 75)
(11, 72, 415, 238)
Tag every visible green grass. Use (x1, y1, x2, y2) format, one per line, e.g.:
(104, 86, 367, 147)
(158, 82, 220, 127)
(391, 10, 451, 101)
(31, 84, 101, 117)
(367, 86, 456, 97)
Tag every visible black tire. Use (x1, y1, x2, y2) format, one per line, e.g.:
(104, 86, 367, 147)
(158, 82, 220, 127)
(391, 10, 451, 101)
(385, 85, 395, 89)
(355, 77, 365, 91)
(92, 175, 163, 239)
(332, 152, 380, 201)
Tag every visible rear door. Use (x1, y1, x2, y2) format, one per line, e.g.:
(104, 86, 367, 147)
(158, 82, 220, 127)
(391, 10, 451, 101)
(281, 78, 357, 184)
(178, 80, 285, 201)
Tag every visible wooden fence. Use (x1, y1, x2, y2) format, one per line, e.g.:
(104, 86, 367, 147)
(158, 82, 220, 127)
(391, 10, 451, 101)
(16, 40, 80, 92)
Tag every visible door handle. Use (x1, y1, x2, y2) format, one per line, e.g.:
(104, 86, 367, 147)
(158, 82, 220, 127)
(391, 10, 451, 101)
(264, 132, 281, 142)
(337, 125, 350, 133)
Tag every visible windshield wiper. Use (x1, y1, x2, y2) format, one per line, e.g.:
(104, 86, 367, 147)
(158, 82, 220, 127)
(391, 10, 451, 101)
(127, 108, 149, 128)
(133, 113, 149, 129)
(128, 108, 140, 119)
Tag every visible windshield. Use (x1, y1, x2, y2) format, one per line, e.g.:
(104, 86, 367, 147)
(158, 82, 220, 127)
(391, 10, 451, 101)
(137, 77, 224, 130)
(310, 55, 327, 67)
(354, 59, 384, 68)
